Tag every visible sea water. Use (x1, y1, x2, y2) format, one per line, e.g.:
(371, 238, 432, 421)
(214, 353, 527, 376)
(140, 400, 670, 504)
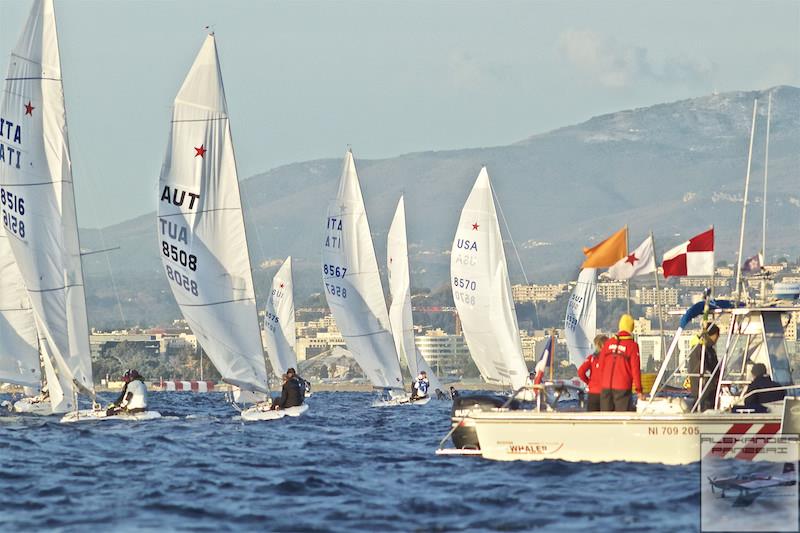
(0, 392, 700, 532)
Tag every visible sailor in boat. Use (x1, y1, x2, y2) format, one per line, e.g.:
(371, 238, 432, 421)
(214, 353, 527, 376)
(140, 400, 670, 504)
(734, 363, 786, 413)
(107, 369, 148, 415)
(435, 388, 446, 400)
(449, 386, 459, 399)
(410, 371, 430, 401)
(599, 314, 643, 412)
(578, 334, 609, 412)
(272, 371, 304, 411)
(288, 367, 311, 397)
(687, 324, 720, 411)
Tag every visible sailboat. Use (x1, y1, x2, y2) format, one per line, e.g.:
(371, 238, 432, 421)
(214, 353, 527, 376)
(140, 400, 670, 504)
(450, 167, 529, 390)
(1, 0, 154, 421)
(387, 195, 443, 402)
(158, 34, 305, 422)
(0, 224, 41, 399)
(564, 268, 597, 366)
(322, 149, 412, 406)
(263, 256, 300, 385)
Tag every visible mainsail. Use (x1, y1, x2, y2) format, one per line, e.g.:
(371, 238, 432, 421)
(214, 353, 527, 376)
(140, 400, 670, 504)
(451, 167, 528, 390)
(0, 226, 40, 389)
(158, 34, 268, 395)
(564, 268, 597, 365)
(322, 150, 404, 390)
(0, 0, 93, 410)
(263, 256, 297, 379)
(387, 196, 442, 391)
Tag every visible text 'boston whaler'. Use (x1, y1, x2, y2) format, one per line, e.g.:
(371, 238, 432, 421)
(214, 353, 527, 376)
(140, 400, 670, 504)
(0, 0, 159, 422)
(322, 150, 436, 406)
(157, 33, 306, 422)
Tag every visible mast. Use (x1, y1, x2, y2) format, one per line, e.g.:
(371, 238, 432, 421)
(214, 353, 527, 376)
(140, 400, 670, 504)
(760, 92, 772, 302)
(734, 99, 758, 304)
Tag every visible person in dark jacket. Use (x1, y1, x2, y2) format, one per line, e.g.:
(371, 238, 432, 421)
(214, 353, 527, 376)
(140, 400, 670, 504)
(743, 363, 786, 411)
(599, 314, 643, 412)
(273, 373, 304, 410)
(578, 334, 608, 412)
(688, 324, 720, 411)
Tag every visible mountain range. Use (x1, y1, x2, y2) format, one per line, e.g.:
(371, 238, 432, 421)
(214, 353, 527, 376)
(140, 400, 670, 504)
(80, 85, 800, 327)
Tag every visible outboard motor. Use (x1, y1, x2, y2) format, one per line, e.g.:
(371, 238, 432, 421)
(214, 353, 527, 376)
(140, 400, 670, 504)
(450, 394, 520, 450)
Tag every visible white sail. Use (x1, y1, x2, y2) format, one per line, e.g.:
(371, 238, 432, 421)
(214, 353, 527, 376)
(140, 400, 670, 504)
(0, 227, 40, 388)
(264, 256, 297, 379)
(565, 268, 597, 366)
(387, 196, 442, 391)
(158, 35, 268, 394)
(0, 0, 92, 408)
(451, 167, 528, 390)
(322, 150, 404, 390)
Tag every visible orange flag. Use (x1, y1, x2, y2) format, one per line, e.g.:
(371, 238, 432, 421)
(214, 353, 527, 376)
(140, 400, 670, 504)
(582, 226, 628, 268)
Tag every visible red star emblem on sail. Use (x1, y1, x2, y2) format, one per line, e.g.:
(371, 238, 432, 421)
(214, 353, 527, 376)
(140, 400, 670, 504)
(194, 145, 207, 158)
(625, 253, 638, 266)
(472, 222, 479, 230)
(24, 101, 34, 116)
(279, 282, 285, 289)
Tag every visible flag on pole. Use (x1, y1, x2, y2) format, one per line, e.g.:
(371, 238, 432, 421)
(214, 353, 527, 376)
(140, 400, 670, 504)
(607, 236, 656, 280)
(533, 336, 553, 385)
(742, 253, 763, 274)
(582, 227, 627, 268)
(661, 228, 714, 278)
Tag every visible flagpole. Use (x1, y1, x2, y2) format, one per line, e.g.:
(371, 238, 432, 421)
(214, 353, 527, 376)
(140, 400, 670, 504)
(650, 232, 667, 363)
(710, 224, 716, 300)
(549, 329, 555, 382)
(761, 92, 772, 303)
(625, 225, 631, 315)
(735, 98, 758, 304)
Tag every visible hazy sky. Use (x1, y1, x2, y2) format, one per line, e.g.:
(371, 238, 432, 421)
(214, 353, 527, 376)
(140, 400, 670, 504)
(1, 0, 798, 227)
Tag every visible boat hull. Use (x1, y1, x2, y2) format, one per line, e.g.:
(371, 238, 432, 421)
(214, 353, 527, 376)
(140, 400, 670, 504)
(239, 403, 309, 421)
(371, 395, 431, 407)
(471, 410, 789, 464)
(60, 409, 162, 423)
(12, 398, 56, 416)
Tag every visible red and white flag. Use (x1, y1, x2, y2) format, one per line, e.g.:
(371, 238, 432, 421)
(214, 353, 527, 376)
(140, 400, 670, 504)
(607, 236, 656, 280)
(662, 228, 714, 278)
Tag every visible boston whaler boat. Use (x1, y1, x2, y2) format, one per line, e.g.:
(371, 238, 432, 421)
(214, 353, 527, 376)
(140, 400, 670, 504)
(450, 302, 800, 464)
(1, 0, 160, 422)
(157, 34, 305, 422)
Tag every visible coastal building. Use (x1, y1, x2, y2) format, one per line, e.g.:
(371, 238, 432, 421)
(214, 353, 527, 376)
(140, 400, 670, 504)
(633, 287, 679, 307)
(414, 329, 470, 379)
(511, 283, 568, 303)
(597, 281, 628, 301)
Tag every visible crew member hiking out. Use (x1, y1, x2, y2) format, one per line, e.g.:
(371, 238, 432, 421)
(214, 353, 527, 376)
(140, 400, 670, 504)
(578, 334, 608, 412)
(107, 369, 148, 416)
(410, 371, 430, 401)
(599, 315, 643, 412)
(273, 371, 304, 410)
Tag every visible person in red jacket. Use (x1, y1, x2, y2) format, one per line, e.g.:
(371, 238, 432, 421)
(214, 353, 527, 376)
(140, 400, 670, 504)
(598, 314, 643, 412)
(578, 334, 609, 411)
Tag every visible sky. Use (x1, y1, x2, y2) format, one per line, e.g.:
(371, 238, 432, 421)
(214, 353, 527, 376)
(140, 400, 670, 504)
(0, 0, 798, 228)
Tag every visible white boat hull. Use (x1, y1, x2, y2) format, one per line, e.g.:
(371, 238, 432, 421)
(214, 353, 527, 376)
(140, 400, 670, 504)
(12, 397, 56, 416)
(372, 395, 431, 407)
(60, 409, 162, 423)
(239, 403, 309, 421)
(471, 410, 788, 464)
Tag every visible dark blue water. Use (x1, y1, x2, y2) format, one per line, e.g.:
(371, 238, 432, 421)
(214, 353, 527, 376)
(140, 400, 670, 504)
(0, 392, 701, 532)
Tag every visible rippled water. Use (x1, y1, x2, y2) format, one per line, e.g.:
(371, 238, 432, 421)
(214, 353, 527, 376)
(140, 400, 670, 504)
(0, 392, 701, 532)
